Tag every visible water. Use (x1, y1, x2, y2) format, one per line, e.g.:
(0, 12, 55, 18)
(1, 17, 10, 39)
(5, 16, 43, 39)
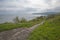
(0, 12, 40, 23)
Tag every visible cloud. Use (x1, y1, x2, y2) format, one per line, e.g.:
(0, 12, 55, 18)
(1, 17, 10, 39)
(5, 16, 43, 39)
(0, 0, 60, 13)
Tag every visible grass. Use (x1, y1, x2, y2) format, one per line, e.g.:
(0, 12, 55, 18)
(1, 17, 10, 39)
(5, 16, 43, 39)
(0, 16, 43, 32)
(0, 23, 32, 32)
(27, 14, 60, 40)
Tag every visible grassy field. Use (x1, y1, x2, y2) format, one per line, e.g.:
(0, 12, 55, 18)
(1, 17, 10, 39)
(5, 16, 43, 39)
(0, 16, 43, 32)
(28, 14, 60, 40)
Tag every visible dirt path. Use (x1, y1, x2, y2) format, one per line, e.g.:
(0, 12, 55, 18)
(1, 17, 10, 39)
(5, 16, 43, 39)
(0, 21, 44, 40)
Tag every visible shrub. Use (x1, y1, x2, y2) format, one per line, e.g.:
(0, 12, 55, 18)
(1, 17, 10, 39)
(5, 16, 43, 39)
(13, 16, 20, 23)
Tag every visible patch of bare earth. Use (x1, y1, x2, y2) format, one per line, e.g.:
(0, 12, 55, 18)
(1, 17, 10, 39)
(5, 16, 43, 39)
(0, 22, 44, 40)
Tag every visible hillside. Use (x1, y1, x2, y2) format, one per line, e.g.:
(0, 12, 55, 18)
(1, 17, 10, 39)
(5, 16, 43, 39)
(33, 12, 60, 16)
(28, 13, 60, 40)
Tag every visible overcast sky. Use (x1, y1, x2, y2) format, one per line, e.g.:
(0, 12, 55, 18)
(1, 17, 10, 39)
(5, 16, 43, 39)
(0, 0, 60, 13)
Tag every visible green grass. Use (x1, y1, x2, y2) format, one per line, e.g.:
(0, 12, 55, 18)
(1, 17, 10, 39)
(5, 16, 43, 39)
(0, 17, 43, 32)
(28, 14, 60, 40)
(0, 23, 32, 32)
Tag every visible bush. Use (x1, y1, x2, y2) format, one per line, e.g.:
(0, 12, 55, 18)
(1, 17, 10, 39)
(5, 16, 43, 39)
(20, 17, 27, 23)
(13, 16, 20, 23)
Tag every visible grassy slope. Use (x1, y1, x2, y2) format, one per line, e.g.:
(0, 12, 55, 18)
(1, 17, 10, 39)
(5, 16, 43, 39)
(0, 17, 43, 32)
(28, 14, 60, 40)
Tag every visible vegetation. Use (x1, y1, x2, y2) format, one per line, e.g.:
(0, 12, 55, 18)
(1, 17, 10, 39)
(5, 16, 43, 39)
(28, 13, 60, 40)
(0, 16, 43, 32)
(13, 16, 20, 23)
(20, 17, 27, 23)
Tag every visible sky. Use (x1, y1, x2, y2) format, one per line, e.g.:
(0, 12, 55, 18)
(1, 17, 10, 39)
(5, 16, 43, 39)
(0, 0, 60, 13)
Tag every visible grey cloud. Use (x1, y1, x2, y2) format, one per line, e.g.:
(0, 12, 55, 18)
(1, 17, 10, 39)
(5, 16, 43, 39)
(0, 0, 60, 13)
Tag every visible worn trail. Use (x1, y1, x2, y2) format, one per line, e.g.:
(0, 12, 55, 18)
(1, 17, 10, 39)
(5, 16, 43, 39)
(0, 21, 44, 40)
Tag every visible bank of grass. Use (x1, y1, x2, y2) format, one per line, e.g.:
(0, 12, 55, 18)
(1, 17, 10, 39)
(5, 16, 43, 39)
(0, 16, 43, 32)
(0, 23, 31, 32)
(28, 14, 60, 40)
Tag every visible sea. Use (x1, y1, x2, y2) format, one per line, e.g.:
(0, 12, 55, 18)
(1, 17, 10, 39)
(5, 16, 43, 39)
(0, 12, 41, 23)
